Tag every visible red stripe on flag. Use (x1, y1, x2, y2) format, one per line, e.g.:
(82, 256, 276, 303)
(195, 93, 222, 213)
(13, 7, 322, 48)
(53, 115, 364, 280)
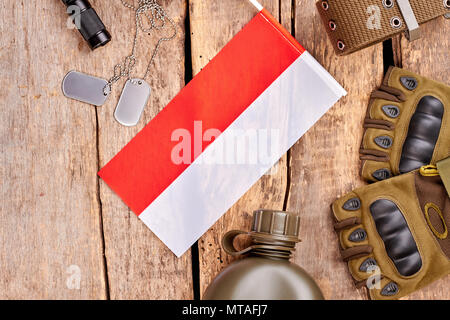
(99, 11, 305, 215)
(260, 9, 304, 54)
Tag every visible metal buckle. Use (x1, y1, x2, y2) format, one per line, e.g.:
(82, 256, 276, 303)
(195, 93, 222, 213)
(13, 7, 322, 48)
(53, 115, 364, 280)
(396, 0, 420, 41)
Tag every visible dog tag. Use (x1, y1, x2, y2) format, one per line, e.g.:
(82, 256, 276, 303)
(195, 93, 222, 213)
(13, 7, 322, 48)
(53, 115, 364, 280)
(114, 79, 151, 127)
(62, 71, 110, 106)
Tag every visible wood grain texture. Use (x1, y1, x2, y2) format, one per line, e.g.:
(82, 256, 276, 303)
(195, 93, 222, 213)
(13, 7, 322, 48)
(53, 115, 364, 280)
(286, 0, 384, 300)
(189, 0, 290, 297)
(396, 16, 450, 300)
(95, 0, 193, 299)
(0, 0, 107, 299)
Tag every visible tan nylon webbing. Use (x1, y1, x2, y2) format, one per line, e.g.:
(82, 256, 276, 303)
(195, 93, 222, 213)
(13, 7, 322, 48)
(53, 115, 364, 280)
(316, 0, 449, 55)
(437, 158, 450, 198)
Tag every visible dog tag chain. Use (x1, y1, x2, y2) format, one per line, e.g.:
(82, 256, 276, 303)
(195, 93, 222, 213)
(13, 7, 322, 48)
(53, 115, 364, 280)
(62, 0, 177, 126)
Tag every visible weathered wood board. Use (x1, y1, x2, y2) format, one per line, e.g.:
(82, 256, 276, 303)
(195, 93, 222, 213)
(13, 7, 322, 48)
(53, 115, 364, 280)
(0, 0, 193, 300)
(0, 0, 107, 299)
(285, 0, 384, 300)
(189, 0, 290, 297)
(95, 0, 193, 300)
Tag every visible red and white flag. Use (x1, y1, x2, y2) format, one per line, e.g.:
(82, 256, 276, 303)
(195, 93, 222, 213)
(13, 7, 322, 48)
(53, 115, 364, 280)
(99, 3, 346, 257)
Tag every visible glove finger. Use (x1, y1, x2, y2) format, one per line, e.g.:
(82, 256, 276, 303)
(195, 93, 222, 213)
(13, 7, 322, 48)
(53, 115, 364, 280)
(360, 127, 396, 182)
(339, 225, 370, 250)
(360, 98, 400, 182)
(367, 277, 401, 300)
(332, 193, 371, 254)
(332, 192, 362, 222)
(362, 128, 395, 154)
(345, 252, 400, 300)
(367, 99, 403, 123)
(360, 159, 393, 182)
(347, 255, 380, 285)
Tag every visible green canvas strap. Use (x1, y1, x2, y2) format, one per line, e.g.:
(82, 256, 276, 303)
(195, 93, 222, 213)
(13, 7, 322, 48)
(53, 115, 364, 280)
(437, 157, 450, 198)
(316, 0, 449, 55)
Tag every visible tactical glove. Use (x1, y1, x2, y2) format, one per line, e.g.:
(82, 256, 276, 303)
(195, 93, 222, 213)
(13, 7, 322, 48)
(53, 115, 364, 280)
(360, 67, 449, 182)
(332, 158, 450, 300)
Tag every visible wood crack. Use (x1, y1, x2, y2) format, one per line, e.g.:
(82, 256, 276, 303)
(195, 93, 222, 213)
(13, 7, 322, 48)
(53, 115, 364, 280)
(95, 107, 111, 300)
(282, 0, 296, 212)
(283, 149, 292, 211)
(185, 0, 201, 301)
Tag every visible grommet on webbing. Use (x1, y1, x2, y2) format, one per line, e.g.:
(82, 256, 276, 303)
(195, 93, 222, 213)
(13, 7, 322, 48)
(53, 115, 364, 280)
(444, 0, 450, 9)
(383, 0, 394, 9)
(329, 20, 337, 30)
(396, 0, 421, 41)
(390, 16, 402, 29)
(445, 0, 450, 18)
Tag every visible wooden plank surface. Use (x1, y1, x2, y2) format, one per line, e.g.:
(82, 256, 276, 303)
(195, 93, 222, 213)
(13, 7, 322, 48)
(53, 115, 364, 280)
(0, 0, 107, 299)
(395, 16, 450, 300)
(189, 0, 290, 297)
(285, 0, 384, 300)
(95, 0, 193, 299)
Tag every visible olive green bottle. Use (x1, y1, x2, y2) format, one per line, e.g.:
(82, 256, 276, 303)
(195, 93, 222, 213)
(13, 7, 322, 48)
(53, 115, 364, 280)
(203, 210, 324, 300)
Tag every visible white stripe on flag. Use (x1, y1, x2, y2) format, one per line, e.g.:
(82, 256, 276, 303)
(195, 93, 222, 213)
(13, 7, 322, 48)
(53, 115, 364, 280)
(140, 52, 346, 257)
(248, 0, 264, 11)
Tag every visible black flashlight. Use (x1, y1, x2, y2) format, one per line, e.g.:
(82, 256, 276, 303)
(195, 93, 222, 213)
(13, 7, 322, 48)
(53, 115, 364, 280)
(62, 0, 111, 50)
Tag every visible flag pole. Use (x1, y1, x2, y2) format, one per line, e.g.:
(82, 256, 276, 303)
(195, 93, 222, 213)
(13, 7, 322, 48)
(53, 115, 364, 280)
(248, 0, 264, 11)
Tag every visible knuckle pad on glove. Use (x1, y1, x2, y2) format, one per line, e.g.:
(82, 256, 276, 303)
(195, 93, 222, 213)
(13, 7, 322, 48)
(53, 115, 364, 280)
(368, 277, 400, 300)
(332, 193, 362, 222)
(368, 100, 402, 122)
(361, 161, 392, 182)
(340, 226, 369, 249)
(362, 128, 394, 152)
(348, 255, 380, 283)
